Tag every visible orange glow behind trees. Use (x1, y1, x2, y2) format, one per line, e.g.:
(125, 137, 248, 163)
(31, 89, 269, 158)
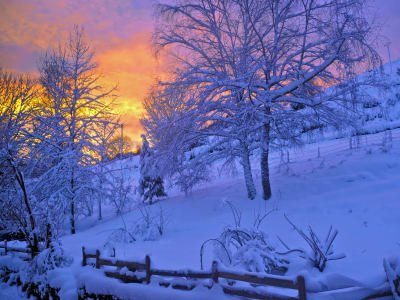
(0, 0, 169, 142)
(1, 0, 399, 143)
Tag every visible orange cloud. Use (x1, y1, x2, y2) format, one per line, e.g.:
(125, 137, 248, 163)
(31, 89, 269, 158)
(96, 32, 168, 141)
(0, 0, 160, 142)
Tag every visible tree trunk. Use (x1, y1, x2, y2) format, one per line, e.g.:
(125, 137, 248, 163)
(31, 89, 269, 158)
(70, 200, 75, 234)
(70, 174, 76, 234)
(260, 122, 272, 200)
(240, 142, 256, 200)
(46, 223, 51, 248)
(12, 164, 39, 256)
(98, 198, 102, 220)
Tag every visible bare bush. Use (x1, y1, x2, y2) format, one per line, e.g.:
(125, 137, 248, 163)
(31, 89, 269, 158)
(200, 201, 286, 274)
(106, 204, 169, 244)
(282, 214, 346, 272)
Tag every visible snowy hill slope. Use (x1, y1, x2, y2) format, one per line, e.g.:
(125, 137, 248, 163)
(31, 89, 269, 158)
(54, 127, 400, 298)
(3, 62, 399, 299)
(356, 59, 400, 133)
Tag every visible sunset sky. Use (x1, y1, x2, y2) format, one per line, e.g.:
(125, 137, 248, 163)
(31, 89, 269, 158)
(1, 0, 399, 142)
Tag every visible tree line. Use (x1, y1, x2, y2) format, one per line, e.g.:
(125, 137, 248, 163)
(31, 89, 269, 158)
(0, 26, 127, 254)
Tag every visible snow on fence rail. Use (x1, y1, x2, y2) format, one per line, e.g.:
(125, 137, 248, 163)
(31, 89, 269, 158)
(0, 241, 33, 257)
(82, 246, 307, 300)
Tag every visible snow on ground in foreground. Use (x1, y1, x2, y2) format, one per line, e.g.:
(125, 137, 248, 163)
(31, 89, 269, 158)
(3, 129, 398, 299)
(61, 129, 400, 285)
(0, 283, 29, 299)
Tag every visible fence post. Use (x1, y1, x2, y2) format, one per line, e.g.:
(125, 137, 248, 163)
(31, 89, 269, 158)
(95, 249, 100, 269)
(145, 255, 151, 284)
(82, 247, 87, 266)
(211, 261, 219, 283)
(297, 275, 307, 300)
(4, 240, 7, 256)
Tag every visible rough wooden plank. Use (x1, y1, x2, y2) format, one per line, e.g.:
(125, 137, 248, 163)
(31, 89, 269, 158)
(171, 282, 196, 291)
(145, 255, 151, 284)
(98, 258, 146, 270)
(82, 247, 87, 266)
(222, 285, 298, 300)
(218, 271, 297, 289)
(0, 246, 30, 254)
(159, 281, 171, 288)
(363, 290, 393, 299)
(95, 250, 100, 269)
(211, 261, 219, 283)
(296, 275, 307, 300)
(104, 271, 145, 284)
(151, 269, 211, 279)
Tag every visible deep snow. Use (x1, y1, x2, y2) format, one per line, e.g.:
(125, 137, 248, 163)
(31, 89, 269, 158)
(38, 127, 398, 300)
(1, 60, 400, 299)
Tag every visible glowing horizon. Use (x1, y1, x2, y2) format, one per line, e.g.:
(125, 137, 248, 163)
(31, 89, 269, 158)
(1, 0, 399, 142)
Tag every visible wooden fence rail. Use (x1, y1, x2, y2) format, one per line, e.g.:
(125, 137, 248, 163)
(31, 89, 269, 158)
(0, 241, 32, 256)
(82, 247, 307, 300)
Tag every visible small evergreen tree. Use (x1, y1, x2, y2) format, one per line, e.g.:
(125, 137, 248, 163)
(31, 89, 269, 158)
(139, 135, 166, 204)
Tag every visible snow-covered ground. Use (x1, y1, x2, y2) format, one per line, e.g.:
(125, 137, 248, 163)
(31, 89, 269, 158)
(48, 127, 399, 299)
(2, 61, 399, 299)
(69, 129, 400, 268)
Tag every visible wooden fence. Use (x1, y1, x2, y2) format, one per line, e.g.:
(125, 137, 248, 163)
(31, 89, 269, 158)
(82, 247, 307, 300)
(0, 241, 33, 257)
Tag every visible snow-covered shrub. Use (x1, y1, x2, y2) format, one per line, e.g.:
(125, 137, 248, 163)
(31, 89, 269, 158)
(108, 170, 133, 215)
(216, 228, 289, 274)
(138, 135, 167, 205)
(283, 215, 345, 272)
(21, 241, 72, 297)
(384, 256, 400, 299)
(201, 201, 288, 274)
(106, 205, 168, 244)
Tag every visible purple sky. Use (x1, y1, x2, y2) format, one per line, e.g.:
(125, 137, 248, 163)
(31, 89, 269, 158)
(0, 0, 398, 140)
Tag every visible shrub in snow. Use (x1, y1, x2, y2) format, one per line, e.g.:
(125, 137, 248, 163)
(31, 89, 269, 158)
(139, 135, 167, 205)
(22, 241, 72, 297)
(216, 228, 289, 274)
(139, 176, 167, 204)
(107, 205, 168, 244)
(201, 201, 288, 274)
(108, 170, 133, 215)
(383, 256, 400, 299)
(282, 214, 346, 272)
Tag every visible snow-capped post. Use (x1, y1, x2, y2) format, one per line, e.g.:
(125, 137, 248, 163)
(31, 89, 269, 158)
(296, 275, 307, 300)
(211, 260, 219, 283)
(82, 247, 87, 266)
(95, 249, 100, 269)
(145, 255, 151, 284)
(4, 240, 7, 255)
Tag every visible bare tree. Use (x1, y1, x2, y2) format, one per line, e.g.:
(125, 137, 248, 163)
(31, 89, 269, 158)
(153, 0, 380, 199)
(36, 26, 116, 234)
(0, 69, 40, 255)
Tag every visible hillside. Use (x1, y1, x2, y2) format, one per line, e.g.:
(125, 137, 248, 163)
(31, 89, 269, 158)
(1, 61, 400, 300)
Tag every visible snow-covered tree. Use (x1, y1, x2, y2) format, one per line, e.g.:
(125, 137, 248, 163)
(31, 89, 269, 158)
(35, 26, 116, 234)
(153, 0, 380, 200)
(92, 119, 120, 220)
(139, 135, 166, 205)
(142, 83, 211, 196)
(0, 69, 40, 254)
